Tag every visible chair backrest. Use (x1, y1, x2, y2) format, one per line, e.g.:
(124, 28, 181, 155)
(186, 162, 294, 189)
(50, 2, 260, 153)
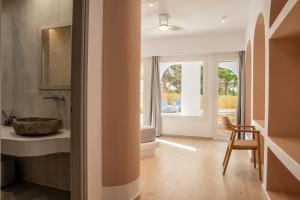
(223, 116, 260, 141)
(222, 117, 234, 131)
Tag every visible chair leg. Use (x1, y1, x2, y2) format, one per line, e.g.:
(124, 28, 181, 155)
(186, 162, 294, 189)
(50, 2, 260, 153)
(223, 131, 234, 166)
(223, 145, 230, 166)
(253, 150, 256, 169)
(223, 148, 232, 176)
(257, 133, 262, 181)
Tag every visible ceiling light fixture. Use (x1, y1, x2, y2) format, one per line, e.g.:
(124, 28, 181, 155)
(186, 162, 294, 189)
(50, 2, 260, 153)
(159, 24, 169, 31)
(149, 0, 155, 7)
(221, 15, 227, 23)
(159, 14, 170, 31)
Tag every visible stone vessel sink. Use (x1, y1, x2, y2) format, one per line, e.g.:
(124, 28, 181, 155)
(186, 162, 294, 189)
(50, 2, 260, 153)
(13, 118, 62, 136)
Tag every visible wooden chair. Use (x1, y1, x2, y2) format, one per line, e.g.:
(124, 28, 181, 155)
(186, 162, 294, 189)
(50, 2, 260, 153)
(222, 117, 262, 180)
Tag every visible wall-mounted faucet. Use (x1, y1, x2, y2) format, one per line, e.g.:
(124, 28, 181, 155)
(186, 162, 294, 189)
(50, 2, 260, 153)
(43, 95, 65, 102)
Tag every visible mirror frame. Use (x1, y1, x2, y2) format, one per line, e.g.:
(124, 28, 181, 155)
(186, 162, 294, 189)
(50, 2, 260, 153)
(40, 23, 72, 90)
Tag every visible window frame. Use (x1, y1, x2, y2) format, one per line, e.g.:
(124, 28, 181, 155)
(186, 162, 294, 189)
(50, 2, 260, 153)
(217, 60, 240, 123)
(159, 55, 208, 120)
(214, 52, 240, 140)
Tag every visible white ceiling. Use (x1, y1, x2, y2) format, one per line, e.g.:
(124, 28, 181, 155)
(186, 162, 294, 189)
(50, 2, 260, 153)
(142, 0, 253, 39)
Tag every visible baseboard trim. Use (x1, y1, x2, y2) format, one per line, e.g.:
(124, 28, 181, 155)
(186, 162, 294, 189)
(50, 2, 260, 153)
(102, 178, 140, 200)
(141, 141, 158, 158)
(160, 134, 213, 140)
(263, 188, 270, 200)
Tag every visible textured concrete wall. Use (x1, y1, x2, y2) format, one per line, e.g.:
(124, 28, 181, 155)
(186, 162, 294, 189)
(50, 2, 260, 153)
(1, 0, 72, 128)
(1, 0, 73, 190)
(1, 13, 13, 122)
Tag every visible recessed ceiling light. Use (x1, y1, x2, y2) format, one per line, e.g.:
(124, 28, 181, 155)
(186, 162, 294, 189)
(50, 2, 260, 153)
(221, 16, 227, 23)
(149, 0, 155, 7)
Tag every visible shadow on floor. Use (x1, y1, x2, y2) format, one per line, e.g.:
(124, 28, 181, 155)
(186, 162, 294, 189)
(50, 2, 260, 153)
(1, 182, 70, 200)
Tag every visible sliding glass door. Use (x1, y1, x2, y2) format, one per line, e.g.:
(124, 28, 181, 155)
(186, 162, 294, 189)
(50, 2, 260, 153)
(217, 61, 239, 136)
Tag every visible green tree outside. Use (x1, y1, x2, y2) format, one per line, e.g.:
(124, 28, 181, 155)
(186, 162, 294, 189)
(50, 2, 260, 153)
(161, 64, 182, 93)
(218, 67, 238, 96)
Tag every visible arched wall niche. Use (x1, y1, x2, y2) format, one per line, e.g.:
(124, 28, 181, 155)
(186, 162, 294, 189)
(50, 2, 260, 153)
(245, 41, 252, 125)
(253, 13, 266, 126)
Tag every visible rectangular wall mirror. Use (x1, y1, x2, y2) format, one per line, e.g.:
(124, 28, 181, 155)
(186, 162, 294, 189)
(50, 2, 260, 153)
(40, 25, 72, 90)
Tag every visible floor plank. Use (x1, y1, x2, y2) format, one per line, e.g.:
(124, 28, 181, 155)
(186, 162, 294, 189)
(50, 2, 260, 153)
(140, 137, 266, 200)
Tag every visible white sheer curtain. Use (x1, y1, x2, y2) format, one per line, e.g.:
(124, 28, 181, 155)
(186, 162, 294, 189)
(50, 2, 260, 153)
(143, 57, 152, 125)
(143, 56, 162, 136)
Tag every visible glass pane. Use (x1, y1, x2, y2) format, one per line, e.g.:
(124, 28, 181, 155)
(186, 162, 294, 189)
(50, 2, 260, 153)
(41, 26, 72, 88)
(160, 61, 204, 117)
(217, 61, 239, 133)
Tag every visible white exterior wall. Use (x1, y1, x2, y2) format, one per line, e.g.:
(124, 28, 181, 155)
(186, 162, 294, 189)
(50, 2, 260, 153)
(181, 62, 201, 116)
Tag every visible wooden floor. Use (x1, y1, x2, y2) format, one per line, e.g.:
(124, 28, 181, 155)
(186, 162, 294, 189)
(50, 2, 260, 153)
(1, 182, 70, 200)
(140, 137, 266, 200)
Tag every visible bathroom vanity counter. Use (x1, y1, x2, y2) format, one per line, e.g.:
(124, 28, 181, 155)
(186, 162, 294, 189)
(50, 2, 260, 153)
(1, 126, 70, 157)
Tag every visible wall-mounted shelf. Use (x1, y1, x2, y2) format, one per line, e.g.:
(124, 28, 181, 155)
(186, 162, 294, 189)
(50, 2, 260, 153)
(247, 0, 300, 199)
(268, 7, 300, 185)
(266, 148, 300, 199)
(268, 191, 300, 200)
(252, 119, 265, 136)
(269, 0, 300, 39)
(1, 126, 70, 157)
(269, 0, 288, 27)
(268, 137, 300, 181)
(254, 119, 265, 128)
(267, 2, 300, 199)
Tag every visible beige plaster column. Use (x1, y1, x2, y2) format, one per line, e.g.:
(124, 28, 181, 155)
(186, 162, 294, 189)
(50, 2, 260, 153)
(102, 0, 141, 199)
